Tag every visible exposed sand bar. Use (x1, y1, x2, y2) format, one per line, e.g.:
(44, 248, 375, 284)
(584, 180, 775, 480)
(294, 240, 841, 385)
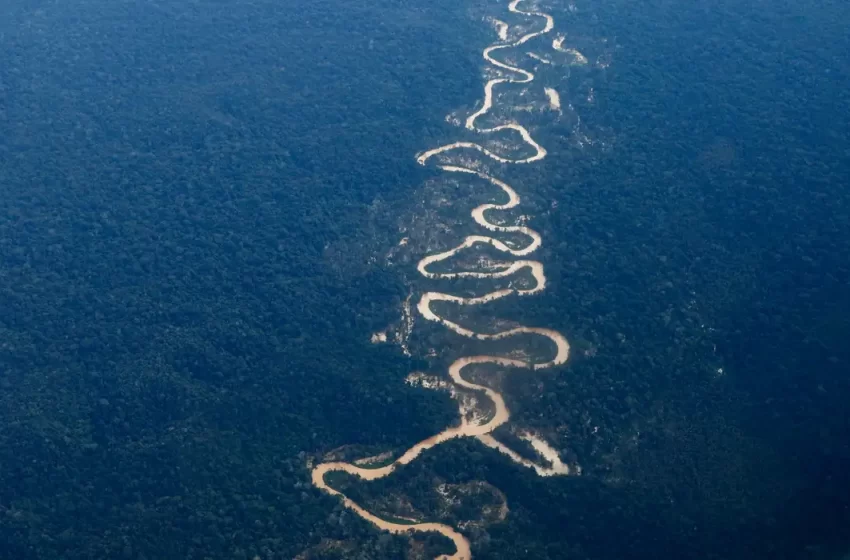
(545, 87, 562, 111)
(553, 35, 589, 65)
(491, 18, 509, 41)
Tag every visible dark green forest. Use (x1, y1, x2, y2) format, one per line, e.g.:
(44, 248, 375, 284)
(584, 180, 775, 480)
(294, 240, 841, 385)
(1, 0, 848, 559)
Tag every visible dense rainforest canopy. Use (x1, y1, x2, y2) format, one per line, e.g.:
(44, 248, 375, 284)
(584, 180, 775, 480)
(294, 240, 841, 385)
(0, 0, 848, 559)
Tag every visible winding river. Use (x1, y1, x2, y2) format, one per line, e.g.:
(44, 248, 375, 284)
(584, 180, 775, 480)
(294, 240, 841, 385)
(311, 2, 579, 557)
